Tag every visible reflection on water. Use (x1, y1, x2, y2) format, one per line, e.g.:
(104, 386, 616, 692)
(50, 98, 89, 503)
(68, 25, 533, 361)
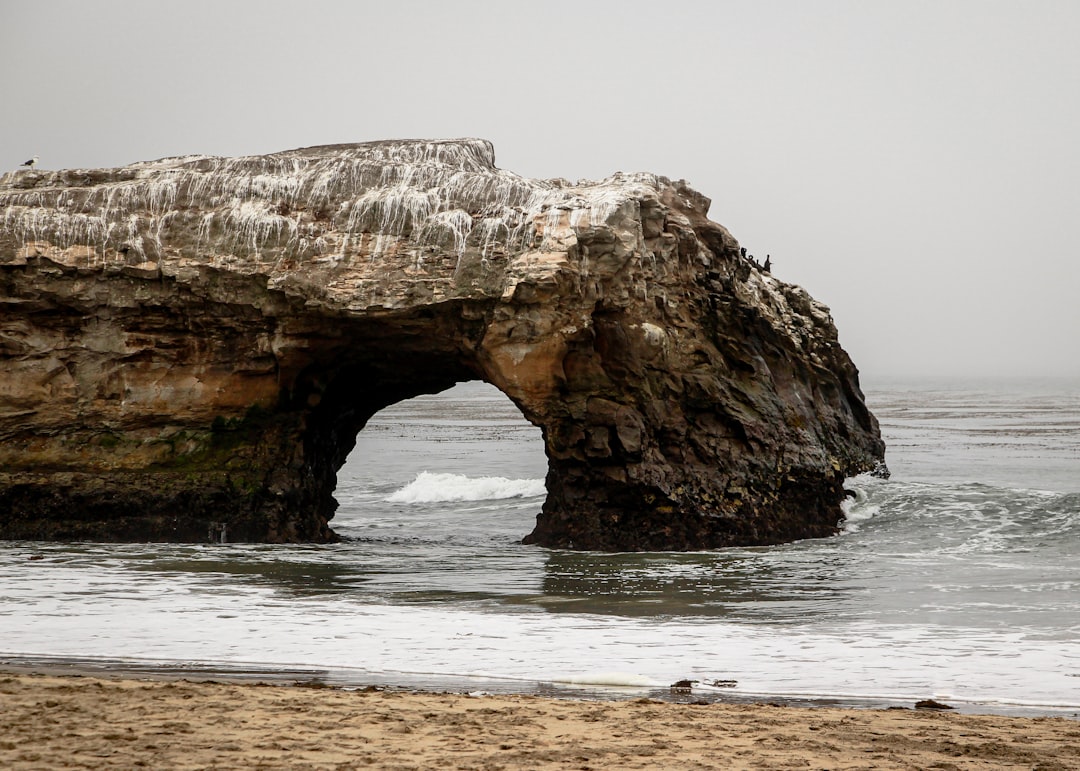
(132, 554, 374, 598)
(534, 548, 858, 618)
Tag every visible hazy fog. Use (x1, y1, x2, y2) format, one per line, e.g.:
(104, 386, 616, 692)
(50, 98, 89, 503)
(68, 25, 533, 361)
(3, 0, 1078, 381)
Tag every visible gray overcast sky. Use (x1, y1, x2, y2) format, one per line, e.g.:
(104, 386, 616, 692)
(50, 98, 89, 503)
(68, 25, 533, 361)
(2, 0, 1078, 382)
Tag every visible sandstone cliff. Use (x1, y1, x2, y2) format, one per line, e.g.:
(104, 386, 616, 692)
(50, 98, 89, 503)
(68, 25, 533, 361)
(0, 139, 885, 549)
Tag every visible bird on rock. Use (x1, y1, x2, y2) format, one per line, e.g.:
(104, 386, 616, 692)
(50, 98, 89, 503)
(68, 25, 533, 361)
(20, 156, 38, 170)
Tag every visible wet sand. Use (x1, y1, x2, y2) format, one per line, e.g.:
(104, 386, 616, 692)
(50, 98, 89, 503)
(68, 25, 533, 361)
(1, 673, 1078, 770)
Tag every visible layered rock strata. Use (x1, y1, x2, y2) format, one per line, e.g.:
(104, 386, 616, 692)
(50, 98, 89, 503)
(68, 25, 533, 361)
(0, 139, 885, 549)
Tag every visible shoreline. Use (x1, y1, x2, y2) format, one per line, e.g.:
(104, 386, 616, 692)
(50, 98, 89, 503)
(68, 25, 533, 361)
(5, 654, 1079, 720)
(2, 671, 1079, 770)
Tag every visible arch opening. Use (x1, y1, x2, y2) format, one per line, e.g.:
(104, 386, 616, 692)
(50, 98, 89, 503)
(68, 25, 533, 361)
(328, 381, 548, 543)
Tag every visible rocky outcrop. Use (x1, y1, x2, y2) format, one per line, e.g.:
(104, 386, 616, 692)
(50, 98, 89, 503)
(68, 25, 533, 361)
(0, 139, 885, 550)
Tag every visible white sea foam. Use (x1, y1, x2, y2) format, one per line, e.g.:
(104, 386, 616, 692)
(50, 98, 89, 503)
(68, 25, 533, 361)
(840, 480, 881, 533)
(385, 471, 545, 503)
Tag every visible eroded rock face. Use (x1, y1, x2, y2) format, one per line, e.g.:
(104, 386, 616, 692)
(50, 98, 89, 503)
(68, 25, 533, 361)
(0, 139, 885, 549)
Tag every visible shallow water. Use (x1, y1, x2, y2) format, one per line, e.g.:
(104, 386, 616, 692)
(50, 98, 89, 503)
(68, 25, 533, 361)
(2, 377, 1078, 715)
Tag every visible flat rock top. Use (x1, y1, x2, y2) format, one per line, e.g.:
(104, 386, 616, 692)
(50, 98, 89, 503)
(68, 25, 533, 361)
(1, 138, 702, 311)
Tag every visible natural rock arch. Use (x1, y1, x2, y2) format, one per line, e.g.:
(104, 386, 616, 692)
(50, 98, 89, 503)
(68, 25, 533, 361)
(0, 139, 885, 550)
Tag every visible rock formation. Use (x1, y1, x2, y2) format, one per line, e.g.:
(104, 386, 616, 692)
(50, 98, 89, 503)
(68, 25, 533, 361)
(0, 139, 885, 550)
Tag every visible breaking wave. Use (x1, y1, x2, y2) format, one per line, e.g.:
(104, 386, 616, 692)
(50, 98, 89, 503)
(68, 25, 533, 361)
(385, 471, 546, 503)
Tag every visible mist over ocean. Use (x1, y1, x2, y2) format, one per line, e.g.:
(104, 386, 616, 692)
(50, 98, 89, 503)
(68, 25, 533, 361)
(2, 378, 1077, 715)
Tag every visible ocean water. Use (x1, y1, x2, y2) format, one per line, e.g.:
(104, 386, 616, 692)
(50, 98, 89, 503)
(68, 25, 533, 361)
(1, 378, 1078, 716)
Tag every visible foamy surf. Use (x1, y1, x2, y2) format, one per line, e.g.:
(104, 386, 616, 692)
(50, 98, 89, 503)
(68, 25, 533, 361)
(840, 479, 881, 533)
(386, 471, 546, 503)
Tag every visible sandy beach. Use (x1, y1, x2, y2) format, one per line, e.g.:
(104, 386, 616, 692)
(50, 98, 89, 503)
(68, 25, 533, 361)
(1, 674, 1078, 770)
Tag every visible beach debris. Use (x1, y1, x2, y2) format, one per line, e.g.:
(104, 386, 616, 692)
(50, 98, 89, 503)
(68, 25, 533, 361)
(915, 699, 955, 710)
(671, 678, 739, 693)
(706, 679, 738, 688)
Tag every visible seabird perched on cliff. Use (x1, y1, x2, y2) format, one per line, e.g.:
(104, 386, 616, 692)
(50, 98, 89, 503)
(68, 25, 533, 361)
(20, 156, 38, 170)
(763, 255, 772, 273)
